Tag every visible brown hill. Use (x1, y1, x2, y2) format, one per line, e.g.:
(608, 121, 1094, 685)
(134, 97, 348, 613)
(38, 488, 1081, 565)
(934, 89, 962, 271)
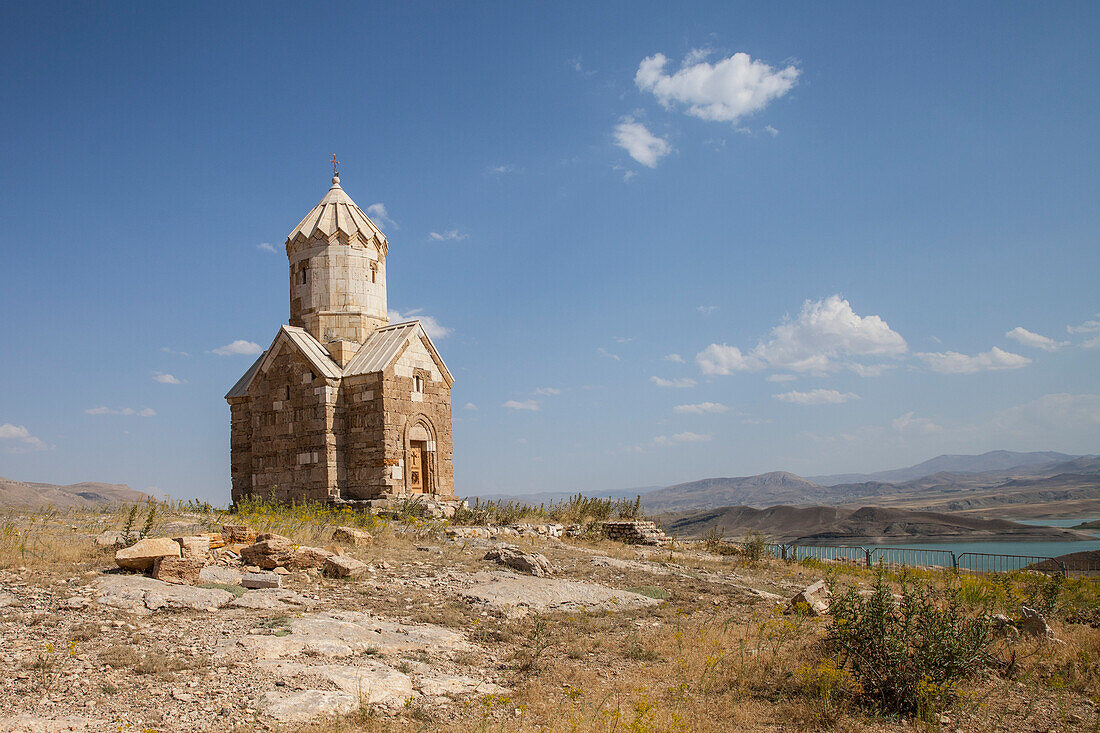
(642, 472, 827, 513)
(0, 476, 147, 508)
(658, 504, 1094, 544)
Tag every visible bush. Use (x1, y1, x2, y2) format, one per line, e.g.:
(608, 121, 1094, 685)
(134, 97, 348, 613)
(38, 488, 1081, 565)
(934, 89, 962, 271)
(740, 531, 769, 563)
(826, 569, 997, 717)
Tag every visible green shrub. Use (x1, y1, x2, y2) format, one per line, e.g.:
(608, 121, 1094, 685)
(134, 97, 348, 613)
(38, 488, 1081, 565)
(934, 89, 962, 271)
(826, 569, 997, 717)
(740, 531, 769, 563)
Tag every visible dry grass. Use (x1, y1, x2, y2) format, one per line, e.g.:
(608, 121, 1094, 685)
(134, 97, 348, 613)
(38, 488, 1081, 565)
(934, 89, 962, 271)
(2, 500, 1098, 732)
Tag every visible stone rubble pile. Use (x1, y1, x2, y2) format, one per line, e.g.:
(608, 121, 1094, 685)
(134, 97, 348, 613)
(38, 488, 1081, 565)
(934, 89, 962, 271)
(445, 523, 564, 540)
(110, 524, 360, 588)
(599, 520, 669, 546)
(483, 545, 554, 577)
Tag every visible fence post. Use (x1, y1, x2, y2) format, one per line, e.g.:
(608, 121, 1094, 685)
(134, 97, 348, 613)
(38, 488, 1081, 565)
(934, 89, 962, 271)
(864, 547, 872, 567)
(951, 552, 958, 573)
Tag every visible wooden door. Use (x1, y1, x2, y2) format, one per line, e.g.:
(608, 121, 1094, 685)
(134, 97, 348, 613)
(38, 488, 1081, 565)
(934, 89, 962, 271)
(408, 440, 425, 493)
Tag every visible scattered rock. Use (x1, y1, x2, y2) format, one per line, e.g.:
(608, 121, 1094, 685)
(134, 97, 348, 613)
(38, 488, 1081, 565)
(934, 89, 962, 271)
(240, 537, 295, 570)
(198, 565, 244, 586)
(484, 544, 554, 577)
(786, 580, 831, 616)
(461, 570, 661, 617)
(333, 526, 373, 547)
(93, 575, 233, 614)
(222, 524, 257, 544)
(291, 545, 334, 570)
(1017, 607, 1053, 638)
(152, 556, 204, 585)
(241, 572, 282, 589)
(60, 597, 90, 610)
(174, 535, 211, 559)
(114, 537, 182, 572)
(0, 592, 18, 608)
(323, 554, 370, 579)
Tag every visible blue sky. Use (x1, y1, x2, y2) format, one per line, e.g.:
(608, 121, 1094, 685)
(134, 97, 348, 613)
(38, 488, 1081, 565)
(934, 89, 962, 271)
(1, 2, 1098, 502)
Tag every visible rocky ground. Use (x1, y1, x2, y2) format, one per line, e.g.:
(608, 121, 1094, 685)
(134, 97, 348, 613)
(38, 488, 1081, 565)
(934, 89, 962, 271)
(0, 510, 1096, 733)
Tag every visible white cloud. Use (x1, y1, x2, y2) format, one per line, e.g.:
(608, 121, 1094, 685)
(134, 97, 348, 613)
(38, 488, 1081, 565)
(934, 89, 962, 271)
(534, 387, 562, 396)
(488, 164, 517, 175)
(463, 402, 477, 411)
(1067, 315, 1100, 348)
(651, 376, 697, 388)
(653, 431, 712, 445)
(211, 340, 263, 357)
(613, 336, 633, 344)
(0, 423, 49, 453)
(503, 400, 540, 411)
(635, 50, 799, 123)
(153, 372, 183, 385)
(85, 407, 156, 417)
(257, 242, 278, 253)
(366, 203, 398, 230)
(891, 411, 942, 435)
(597, 347, 621, 361)
(1066, 315, 1100, 334)
(773, 389, 859, 405)
(673, 402, 729, 414)
(664, 353, 685, 363)
(764, 125, 779, 136)
(613, 117, 671, 168)
(766, 373, 796, 382)
(697, 296, 907, 377)
(428, 229, 468, 242)
(160, 346, 190, 357)
(916, 347, 1031, 374)
(696, 344, 763, 376)
(389, 309, 453, 339)
(1005, 326, 1067, 352)
(697, 305, 717, 315)
(754, 296, 908, 373)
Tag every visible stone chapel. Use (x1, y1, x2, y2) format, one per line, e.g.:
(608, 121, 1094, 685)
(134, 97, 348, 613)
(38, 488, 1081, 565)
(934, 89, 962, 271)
(225, 168, 455, 507)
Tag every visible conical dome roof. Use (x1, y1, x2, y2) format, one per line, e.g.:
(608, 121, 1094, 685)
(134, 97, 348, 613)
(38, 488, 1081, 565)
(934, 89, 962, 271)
(286, 175, 388, 252)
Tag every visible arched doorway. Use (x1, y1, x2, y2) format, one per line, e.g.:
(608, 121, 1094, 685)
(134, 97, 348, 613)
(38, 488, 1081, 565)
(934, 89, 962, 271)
(405, 419, 436, 495)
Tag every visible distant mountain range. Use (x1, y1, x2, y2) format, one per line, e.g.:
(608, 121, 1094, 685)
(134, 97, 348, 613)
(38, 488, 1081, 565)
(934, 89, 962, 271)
(0, 476, 147, 508)
(640, 452, 1100, 516)
(465, 451, 1100, 519)
(807, 450, 1079, 486)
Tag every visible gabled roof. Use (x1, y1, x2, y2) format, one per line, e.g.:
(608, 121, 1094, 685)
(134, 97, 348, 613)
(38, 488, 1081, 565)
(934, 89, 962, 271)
(225, 352, 265, 399)
(286, 175, 388, 252)
(225, 320, 454, 400)
(345, 320, 454, 386)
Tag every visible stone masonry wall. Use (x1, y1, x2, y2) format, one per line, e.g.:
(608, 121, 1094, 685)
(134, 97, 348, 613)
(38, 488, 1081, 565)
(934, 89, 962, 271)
(228, 399, 253, 505)
(243, 345, 341, 503)
(380, 336, 455, 499)
(341, 372, 387, 500)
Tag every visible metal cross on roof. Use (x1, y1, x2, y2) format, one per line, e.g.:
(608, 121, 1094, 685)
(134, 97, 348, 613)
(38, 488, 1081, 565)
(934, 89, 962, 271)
(331, 153, 340, 177)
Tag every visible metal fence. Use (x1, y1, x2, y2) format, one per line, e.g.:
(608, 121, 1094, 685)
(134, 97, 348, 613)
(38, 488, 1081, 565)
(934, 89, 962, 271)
(734, 541, 1083, 577)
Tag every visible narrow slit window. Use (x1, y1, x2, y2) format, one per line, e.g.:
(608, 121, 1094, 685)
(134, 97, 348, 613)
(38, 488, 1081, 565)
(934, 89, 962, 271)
(413, 375, 424, 393)
(370, 264, 377, 283)
(300, 268, 308, 285)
